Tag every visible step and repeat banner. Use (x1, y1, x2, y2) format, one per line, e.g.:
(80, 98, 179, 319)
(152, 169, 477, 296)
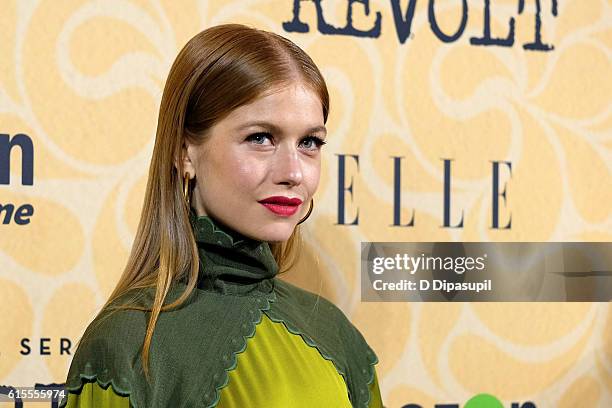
(1, 0, 610, 407)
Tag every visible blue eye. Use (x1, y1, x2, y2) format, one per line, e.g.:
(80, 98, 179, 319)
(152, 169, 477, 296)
(300, 136, 327, 150)
(246, 132, 272, 145)
(246, 132, 327, 151)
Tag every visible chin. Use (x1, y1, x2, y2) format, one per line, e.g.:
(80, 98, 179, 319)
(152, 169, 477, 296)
(257, 223, 295, 243)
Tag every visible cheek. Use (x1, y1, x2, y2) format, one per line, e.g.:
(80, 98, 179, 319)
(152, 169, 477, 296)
(304, 160, 321, 193)
(224, 154, 264, 192)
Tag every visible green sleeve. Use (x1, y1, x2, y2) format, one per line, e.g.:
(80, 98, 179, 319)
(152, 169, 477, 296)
(368, 369, 384, 408)
(64, 381, 130, 408)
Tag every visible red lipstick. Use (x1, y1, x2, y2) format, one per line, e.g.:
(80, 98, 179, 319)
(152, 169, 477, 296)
(258, 196, 303, 216)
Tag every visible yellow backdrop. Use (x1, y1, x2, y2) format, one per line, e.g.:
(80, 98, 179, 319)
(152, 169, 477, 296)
(0, 0, 610, 407)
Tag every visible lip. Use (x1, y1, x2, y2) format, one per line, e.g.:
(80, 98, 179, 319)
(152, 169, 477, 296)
(258, 196, 303, 205)
(258, 196, 303, 217)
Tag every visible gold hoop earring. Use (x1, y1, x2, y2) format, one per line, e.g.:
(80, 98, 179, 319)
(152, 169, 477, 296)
(183, 173, 191, 207)
(297, 198, 314, 225)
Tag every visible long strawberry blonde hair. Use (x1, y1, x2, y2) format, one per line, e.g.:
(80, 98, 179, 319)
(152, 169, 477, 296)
(79, 23, 329, 381)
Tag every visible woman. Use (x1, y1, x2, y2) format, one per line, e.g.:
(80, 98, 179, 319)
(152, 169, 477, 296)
(60, 23, 383, 408)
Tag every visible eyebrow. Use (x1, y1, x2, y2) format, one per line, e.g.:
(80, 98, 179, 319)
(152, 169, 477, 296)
(238, 121, 327, 136)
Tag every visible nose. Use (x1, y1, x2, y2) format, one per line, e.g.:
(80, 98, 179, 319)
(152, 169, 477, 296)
(272, 143, 303, 186)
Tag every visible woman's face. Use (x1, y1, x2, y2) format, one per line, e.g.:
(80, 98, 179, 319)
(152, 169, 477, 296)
(181, 81, 326, 243)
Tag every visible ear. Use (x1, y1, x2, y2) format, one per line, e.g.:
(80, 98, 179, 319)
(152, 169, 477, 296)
(175, 140, 196, 179)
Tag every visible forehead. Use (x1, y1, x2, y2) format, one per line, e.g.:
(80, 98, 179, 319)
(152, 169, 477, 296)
(218, 83, 324, 131)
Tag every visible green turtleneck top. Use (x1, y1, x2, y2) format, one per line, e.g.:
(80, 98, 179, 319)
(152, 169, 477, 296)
(60, 211, 383, 408)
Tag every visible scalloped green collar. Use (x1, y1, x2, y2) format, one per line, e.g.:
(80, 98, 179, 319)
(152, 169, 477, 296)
(188, 208, 279, 296)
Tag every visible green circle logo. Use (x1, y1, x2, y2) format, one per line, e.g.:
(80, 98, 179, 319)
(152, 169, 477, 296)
(464, 393, 504, 408)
